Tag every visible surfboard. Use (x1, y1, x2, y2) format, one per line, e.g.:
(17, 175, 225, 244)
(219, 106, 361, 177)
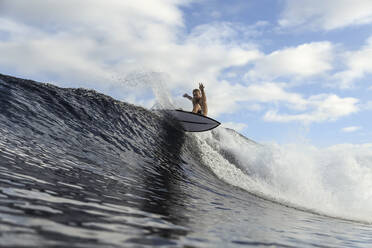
(169, 109, 220, 132)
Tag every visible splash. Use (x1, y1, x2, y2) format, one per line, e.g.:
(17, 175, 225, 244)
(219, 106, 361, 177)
(119, 71, 175, 110)
(193, 127, 372, 223)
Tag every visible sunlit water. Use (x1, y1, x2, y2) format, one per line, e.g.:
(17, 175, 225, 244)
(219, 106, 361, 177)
(1, 73, 372, 248)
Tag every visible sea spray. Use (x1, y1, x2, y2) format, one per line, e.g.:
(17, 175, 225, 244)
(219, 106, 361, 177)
(193, 127, 372, 223)
(119, 71, 175, 109)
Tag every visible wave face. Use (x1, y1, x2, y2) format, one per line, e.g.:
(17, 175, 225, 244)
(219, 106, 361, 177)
(1, 73, 372, 248)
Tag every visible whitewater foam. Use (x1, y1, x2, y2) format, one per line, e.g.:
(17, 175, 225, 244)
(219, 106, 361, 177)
(192, 127, 372, 223)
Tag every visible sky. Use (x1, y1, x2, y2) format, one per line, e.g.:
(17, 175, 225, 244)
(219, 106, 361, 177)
(0, 0, 372, 146)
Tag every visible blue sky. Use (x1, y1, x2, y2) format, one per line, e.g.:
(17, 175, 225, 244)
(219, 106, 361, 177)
(1, 0, 372, 146)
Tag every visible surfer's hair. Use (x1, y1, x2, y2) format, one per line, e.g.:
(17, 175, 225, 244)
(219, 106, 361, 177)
(192, 89, 200, 94)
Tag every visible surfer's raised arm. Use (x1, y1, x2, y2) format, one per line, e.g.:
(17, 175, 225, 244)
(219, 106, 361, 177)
(199, 83, 208, 116)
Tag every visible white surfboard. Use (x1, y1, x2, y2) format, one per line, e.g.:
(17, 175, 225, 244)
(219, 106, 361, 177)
(169, 110, 220, 132)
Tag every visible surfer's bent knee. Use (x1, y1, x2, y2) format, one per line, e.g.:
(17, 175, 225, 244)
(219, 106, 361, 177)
(193, 103, 202, 114)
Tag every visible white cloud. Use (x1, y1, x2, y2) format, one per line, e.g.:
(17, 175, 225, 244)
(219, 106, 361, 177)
(0, 0, 261, 98)
(206, 81, 307, 116)
(341, 126, 362, 133)
(0, 0, 188, 88)
(279, 0, 372, 30)
(222, 122, 248, 132)
(246, 42, 334, 80)
(204, 81, 358, 124)
(264, 94, 359, 124)
(0, 0, 185, 28)
(333, 36, 372, 88)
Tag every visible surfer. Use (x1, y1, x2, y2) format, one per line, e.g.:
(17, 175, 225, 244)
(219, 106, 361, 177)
(183, 83, 208, 116)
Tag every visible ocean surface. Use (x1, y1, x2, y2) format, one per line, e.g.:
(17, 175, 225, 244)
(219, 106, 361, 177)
(1, 73, 372, 248)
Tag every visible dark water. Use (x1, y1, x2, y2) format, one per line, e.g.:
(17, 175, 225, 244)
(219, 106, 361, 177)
(1, 73, 372, 248)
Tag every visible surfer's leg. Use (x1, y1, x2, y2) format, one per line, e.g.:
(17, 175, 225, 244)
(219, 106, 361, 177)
(192, 103, 201, 114)
(202, 103, 208, 116)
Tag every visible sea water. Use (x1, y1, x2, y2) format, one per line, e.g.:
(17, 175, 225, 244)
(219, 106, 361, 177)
(1, 73, 372, 247)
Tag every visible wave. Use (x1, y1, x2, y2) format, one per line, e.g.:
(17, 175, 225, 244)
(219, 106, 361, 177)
(1, 72, 372, 236)
(194, 126, 372, 223)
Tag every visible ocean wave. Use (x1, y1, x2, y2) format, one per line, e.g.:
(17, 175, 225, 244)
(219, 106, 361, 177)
(1, 73, 372, 247)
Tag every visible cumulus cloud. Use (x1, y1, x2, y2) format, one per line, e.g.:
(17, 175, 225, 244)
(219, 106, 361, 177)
(246, 42, 334, 80)
(264, 94, 359, 124)
(206, 81, 307, 116)
(0, 0, 188, 88)
(279, 0, 372, 30)
(0, 0, 262, 101)
(341, 126, 362, 133)
(200, 81, 358, 125)
(333, 36, 372, 88)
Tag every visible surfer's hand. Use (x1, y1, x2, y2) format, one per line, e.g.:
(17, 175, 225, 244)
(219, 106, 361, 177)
(199, 83, 204, 91)
(183, 93, 189, 98)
